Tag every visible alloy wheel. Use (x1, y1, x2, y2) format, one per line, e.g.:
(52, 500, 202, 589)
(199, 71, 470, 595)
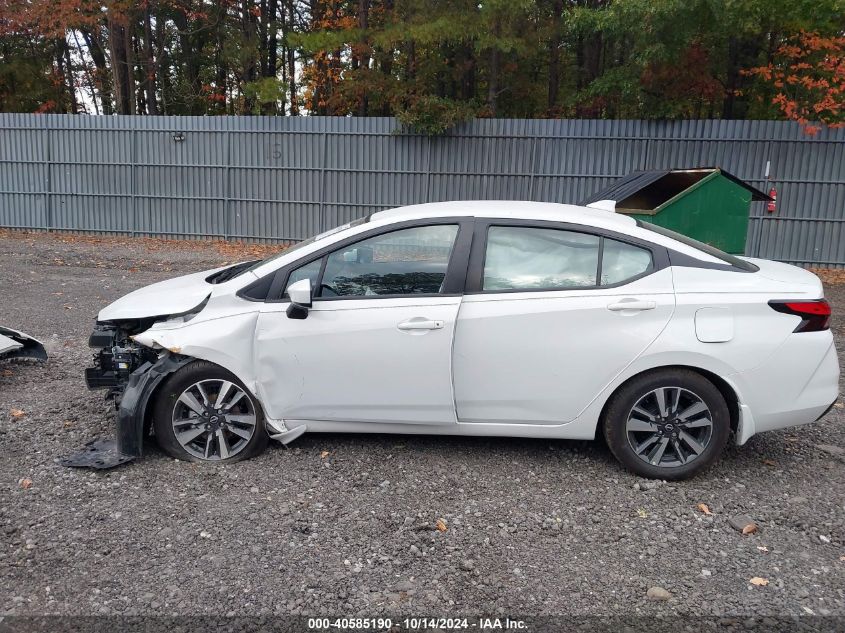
(171, 379, 257, 461)
(625, 386, 713, 468)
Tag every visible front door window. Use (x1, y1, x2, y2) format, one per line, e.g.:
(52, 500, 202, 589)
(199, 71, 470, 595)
(319, 225, 459, 297)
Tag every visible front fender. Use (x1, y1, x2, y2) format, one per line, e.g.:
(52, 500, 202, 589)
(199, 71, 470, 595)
(116, 353, 193, 457)
(132, 312, 260, 395)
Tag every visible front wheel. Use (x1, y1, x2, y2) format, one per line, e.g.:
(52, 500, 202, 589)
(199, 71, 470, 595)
(602, 369, 730, 480)
(152, 361, 268, 463)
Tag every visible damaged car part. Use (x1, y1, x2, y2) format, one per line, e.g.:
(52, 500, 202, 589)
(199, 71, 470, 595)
(0, 326, 47, 362)
(63, 307, 204, 468)
(62, 352, 193, 468)
(58, 438, 135, 469)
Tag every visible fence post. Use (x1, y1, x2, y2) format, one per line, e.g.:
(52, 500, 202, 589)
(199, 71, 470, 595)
(527, 135, 538, 200)
(130, 127, 137, 236)
(425, 136, 433, 202)
(750, 140, 775, 258)
(642, 137, 653, 170)
(318, 131, 328, 232)
(44, 118, 52, 232)
(224, 129, 232, 241)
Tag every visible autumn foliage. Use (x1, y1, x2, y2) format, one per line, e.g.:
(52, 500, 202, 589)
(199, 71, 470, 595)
(745, 31, 845, 135)
(0, 0, 843, 134)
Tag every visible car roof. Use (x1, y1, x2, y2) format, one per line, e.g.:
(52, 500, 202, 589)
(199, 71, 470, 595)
(369, 200, 637, 232)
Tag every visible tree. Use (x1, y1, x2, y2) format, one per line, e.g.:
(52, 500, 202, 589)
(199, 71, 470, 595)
(0, 0, 843, 133)
(744, 31, 845, 134)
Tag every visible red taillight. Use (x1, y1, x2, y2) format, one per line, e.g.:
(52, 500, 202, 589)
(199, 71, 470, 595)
(769, 299, 831, 332)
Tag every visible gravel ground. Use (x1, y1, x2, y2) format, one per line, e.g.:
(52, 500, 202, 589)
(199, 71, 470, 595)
(1, 230, 844, 621)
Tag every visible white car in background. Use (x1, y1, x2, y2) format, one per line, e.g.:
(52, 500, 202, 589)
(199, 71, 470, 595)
(74, 201, 839, 479)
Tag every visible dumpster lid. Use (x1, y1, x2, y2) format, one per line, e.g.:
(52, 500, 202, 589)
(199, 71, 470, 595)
(580, 167, 772, 213)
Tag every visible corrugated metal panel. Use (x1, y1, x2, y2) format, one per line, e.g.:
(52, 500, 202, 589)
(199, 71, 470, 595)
(580, 170, 669, 205)
(1, 114, 843, 267)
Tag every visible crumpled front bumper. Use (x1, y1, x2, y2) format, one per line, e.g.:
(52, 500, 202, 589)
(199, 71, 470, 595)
(0, 326, 47, 362)
(61, 352, 192, 469)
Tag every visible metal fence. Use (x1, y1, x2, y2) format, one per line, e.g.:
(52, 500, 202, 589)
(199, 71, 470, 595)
(1, 114, 843, 266)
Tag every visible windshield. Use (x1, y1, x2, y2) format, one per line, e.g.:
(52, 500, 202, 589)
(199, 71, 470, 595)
(635, 220, 759, 272)
(244, 215, 370, 274)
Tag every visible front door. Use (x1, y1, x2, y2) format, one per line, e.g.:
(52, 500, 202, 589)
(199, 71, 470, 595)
(255, 222, 469, 425)
(452, 222, 675, 424)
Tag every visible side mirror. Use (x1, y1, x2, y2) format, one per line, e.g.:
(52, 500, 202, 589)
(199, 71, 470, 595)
(286, 278, 312, 320)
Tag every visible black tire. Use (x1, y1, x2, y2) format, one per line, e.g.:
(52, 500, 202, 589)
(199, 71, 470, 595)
(152, 360, 268, 463)
(602, 369, 730, 480)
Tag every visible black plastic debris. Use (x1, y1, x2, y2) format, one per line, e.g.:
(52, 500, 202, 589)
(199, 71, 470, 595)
(58, 437, 135, 469)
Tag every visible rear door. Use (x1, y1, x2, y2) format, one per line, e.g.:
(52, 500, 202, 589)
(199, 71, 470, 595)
(452, 220, 675, 424)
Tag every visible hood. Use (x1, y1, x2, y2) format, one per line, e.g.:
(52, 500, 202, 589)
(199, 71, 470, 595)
(98, 266, 228, 321)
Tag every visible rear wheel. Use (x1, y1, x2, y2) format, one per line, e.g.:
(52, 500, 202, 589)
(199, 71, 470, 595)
(152, 361, 268, 463)
(602, 369, 730, 480)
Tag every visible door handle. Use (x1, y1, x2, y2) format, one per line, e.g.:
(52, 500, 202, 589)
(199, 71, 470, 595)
(607, 300, 657, 312)
(397, 318, 445, 331)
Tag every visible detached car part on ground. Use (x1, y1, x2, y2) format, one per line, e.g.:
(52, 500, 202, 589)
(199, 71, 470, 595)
(0, 326, 47, 362)
(66, 201, 839, 479)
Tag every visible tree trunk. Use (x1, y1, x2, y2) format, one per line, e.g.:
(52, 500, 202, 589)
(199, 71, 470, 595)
(73, 31, 100, 114)
(107, 13, 134, 115)
(258, 0, 279, 114)
(81, 28, 112, 114)
(60, 40, 79, 113)
(172, 11, 206, 115)
(155, 10, 168, 114)
(287, 0, 298, 114)
(142, 1, 159, 115)
(487, 48, 499, 115)
(267, 0, 278, 79)
(357, 0, 370, 116)
(487, 18, 501, 116)
(547, 0, 563, 111)
(242, 0, 259, 114)
(459, 43, 475, 101)
(133, 36, 145, 114)
(259, 0, 269, 76)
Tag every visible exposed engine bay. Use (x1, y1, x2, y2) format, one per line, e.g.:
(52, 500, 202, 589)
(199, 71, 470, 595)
(85, 320, 160, 399)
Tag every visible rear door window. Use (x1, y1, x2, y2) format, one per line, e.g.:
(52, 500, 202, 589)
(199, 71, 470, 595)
(481, 226, 654, 291)
(483, 226, 600, 290)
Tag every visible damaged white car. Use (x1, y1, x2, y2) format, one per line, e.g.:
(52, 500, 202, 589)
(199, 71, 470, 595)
(69, 201, 839, 479)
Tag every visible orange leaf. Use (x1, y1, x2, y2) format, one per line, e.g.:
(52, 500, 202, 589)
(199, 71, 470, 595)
(697, 503, 713, 516)
(749, 577, 769, 586)
(319, 450, 330, 459)
(435, 518, 448, 532)
(19, 478, 32, 489)
(10, 408, 25, 419)
(743, 523, 759, 535)
(762, 459, 777, 466)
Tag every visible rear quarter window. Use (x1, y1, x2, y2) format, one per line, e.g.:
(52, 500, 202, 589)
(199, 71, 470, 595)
(635, 220, 758, 272)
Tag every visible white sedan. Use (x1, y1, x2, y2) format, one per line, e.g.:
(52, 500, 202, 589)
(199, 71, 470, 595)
(78, 201, 839, 479)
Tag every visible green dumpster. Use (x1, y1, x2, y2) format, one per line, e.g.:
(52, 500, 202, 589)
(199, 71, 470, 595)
(580, 167, 772, 254)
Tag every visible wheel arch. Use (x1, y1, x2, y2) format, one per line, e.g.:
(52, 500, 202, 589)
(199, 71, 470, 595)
(142, 356, 267, 440)
(597, 364, 741, 435)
